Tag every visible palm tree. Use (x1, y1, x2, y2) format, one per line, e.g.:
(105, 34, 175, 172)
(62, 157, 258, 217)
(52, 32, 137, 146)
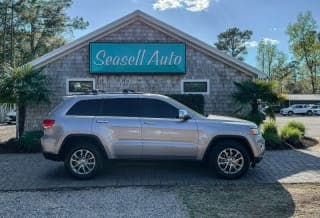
(232, 80, 282, 124)
(0, 64, 50, 137)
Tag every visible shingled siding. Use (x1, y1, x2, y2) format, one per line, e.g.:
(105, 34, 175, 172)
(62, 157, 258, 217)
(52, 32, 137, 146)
(25, 20, 252, 130)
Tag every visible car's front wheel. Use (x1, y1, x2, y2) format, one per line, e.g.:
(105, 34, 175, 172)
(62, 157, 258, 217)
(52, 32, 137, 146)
(64, 144, 103, 179)
(209, 140, 250, 179)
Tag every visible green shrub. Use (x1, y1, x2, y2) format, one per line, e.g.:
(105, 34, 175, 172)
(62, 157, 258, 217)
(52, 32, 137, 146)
(243, 111, 266, 126)
(19, 131, 43, 152)
(262, 121, 282, 149)
(280, 126, 303, 147)
(167, 94, 205, 115)
(263, 121, 278, 134)
(286, 121, 306, 135)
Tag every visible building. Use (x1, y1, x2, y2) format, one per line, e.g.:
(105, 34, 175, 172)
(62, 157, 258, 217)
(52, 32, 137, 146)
(284, 94, 320, 106)
(26, 10, 265, 131)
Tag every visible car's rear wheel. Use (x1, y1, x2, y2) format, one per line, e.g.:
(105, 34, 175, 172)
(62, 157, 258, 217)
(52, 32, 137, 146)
(288, 111, 293, 116)
(306, 110, 313, 116)
(64, 143, 103, 179)
(209, 140, 250, 179)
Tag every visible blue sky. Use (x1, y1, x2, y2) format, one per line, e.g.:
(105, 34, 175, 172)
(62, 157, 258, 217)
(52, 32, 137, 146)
(67, 0, 320, 67)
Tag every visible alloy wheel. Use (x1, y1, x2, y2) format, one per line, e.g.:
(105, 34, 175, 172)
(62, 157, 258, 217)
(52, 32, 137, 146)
(217, 148, 244, 175)
(69, 149, 96, 175)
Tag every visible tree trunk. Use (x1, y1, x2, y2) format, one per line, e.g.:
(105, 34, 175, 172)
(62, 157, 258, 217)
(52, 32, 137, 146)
(18, 104, 26, 138)
(251, 99, 259, 114)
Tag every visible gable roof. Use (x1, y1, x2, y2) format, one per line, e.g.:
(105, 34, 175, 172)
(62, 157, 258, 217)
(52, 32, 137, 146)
(30, 10, 266, 79)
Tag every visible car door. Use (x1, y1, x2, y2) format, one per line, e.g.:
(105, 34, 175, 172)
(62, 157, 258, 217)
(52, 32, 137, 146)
(140, 98, 198, 159)
(92, 97, 142, 158)
(293, 105, 302, 113)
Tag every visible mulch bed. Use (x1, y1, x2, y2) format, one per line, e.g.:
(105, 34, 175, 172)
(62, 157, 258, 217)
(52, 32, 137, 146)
(0, 138, 39, 154)
(266, 136, 319, 150)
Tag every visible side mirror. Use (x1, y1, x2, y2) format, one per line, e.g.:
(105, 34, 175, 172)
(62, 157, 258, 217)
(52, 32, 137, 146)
(179, 109, 191, 121)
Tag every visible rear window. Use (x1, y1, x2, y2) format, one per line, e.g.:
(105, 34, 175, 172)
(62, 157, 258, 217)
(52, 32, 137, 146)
(67, 99, 102, 116)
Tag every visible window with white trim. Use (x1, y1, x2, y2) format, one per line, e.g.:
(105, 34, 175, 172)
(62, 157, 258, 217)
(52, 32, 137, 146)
(181, 79, 209, 94)
(66, 78, 95, 95)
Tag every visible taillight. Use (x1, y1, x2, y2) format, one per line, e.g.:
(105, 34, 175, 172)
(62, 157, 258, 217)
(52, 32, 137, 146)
(42, 119, 55, 129)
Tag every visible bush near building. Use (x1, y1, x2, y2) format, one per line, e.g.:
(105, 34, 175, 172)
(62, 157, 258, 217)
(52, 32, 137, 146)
(262, 121, 306, 149)
(20, 131, 43, 152)
(280, 121, 305, 148)
(262, 121, 283, 149)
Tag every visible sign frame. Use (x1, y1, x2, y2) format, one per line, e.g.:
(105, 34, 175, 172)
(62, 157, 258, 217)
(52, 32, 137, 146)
(89, 42, 186, 74)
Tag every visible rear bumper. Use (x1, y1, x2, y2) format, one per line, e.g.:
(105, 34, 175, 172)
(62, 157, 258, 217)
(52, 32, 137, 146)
(43, 152, 63, 161)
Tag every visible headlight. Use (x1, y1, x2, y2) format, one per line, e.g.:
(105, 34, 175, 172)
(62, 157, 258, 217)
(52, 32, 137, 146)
(250, 128, 260, 135)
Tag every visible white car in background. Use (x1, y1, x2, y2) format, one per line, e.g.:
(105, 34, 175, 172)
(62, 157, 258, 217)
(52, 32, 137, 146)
(312, 105, 320, 115)
(5, 110, 16, 124)
(280, 104, 314, 116)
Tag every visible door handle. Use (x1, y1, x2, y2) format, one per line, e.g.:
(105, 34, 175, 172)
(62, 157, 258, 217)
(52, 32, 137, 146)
(144, 121, 155, 125)
(96, 120, 109, 123)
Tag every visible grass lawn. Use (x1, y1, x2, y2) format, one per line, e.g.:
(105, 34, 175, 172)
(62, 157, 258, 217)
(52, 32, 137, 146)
(178, 184, 320, 217)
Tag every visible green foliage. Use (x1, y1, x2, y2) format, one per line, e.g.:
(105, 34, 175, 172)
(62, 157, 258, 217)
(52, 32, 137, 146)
(243, 111, 266, 126)
(256, 39, 278, 78)
(0, 64, 50, 136)
(262, 121, 282, 149)
(263, 121, 278, 134)
(233, 79, 281, 114)
(263, 106, 275, 121)
(214, 27, 253, 61)
(19, 131, 43, 152)
(286, 121, 306, 135)
(0, 64, 50, 105)
(167, 94, 205, 115)
(280, 126, 303, 147)
(286, 11, 320, 94)
(0, 0, 89, 66)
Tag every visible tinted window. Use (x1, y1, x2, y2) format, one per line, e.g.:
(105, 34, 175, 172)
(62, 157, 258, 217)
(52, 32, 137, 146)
(140, 99, 178, 119)
(67, 100, 101, 116)
(101, 98, 140, 117)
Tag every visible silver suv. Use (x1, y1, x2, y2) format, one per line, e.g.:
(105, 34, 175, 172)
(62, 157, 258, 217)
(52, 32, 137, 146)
(41, 92, 265, 179)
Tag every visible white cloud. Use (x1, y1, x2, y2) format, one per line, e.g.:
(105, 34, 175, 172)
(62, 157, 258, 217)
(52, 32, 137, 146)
(244, 41, 258, 48)
(261, 37, 280, 45)
(153, 0, 213, 12)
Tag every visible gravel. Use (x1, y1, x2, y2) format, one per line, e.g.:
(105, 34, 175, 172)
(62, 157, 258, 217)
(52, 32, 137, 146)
(0, 187, 188, 218)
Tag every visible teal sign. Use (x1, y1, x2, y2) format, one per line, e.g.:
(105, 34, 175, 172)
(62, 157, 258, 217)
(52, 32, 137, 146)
(89, 43, 186, 74)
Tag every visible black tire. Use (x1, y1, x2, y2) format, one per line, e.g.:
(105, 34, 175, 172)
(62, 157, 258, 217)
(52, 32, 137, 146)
(209, 140, 250, 179)
(288, 111, 293, 116)
(306, 110, 313, 116)
(64, 142, 103, 179)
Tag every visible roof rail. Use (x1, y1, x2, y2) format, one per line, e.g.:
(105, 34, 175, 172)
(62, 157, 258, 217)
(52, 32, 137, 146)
(122, 89, 143, 94)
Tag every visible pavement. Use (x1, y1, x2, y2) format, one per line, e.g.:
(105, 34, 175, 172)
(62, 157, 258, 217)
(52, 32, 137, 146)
(0, 187, 188, 218)
(0, 117, 319, 217)
(0, 124, 15, 143)
(0, 149, 320, 192)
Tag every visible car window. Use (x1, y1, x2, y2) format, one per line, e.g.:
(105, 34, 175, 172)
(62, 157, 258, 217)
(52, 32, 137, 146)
(140, 98, 179, 119)
(67, 99, 102, 116)
(101, 98, 140, 117)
